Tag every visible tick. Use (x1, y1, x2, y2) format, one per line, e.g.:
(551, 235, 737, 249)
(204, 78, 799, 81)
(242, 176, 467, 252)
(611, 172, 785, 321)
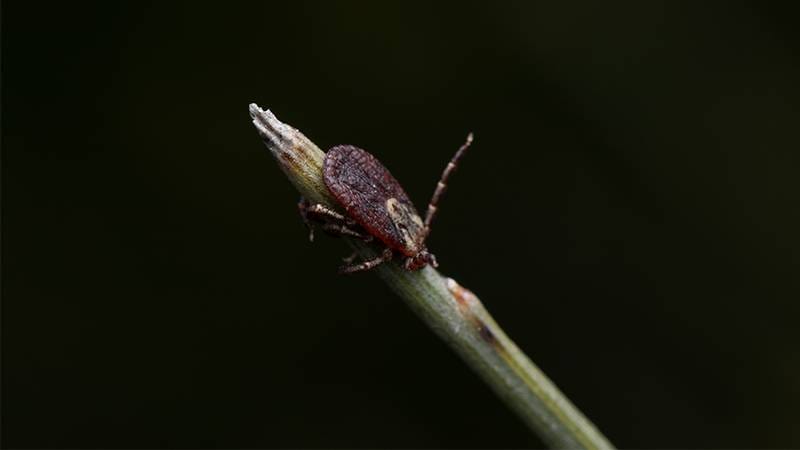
(299, 133, 473, 274)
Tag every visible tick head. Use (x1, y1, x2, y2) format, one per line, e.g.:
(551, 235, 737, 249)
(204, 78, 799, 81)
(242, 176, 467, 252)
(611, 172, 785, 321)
(404, 248, 438, 271)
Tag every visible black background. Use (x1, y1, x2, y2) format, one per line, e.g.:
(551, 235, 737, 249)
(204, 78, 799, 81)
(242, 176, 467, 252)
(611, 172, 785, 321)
(4, 1, 800, 448)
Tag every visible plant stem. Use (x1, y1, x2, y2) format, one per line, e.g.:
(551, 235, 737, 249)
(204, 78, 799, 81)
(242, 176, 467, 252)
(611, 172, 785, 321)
(249, 104, 615, 450)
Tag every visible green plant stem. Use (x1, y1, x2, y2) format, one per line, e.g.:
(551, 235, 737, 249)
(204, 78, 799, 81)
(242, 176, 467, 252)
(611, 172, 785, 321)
(249, 104, 614, 450)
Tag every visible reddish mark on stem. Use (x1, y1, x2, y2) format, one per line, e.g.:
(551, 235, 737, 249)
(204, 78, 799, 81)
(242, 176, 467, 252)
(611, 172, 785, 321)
(446, 278, 501, 348)
(277, 147, 299, 168)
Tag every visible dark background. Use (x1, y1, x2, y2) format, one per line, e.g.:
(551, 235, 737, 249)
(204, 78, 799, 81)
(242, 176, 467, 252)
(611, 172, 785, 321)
(4, 1, 800, 448)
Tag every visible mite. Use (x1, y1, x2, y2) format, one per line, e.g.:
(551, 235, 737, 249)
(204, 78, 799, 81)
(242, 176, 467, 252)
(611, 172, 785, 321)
(299, 133, 473, 274)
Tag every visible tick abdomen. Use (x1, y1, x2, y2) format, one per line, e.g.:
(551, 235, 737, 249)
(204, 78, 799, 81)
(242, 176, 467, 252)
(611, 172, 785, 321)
(323, 145, 425, 256)
(309, 133, 471, 273)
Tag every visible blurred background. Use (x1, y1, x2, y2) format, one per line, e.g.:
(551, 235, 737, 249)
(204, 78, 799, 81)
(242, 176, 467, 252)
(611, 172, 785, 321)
(4, 1, 800, 448)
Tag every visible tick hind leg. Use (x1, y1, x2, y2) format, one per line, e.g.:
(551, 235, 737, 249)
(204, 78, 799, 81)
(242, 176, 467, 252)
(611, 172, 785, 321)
(298, 197, 372, 242)
(339, 248, 394, 274)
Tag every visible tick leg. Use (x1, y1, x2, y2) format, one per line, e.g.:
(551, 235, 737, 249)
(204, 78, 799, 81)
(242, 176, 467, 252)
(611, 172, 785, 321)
(423, 132, 473, 239)
(298, 197, 366, 242)
(297, 197, 316, 241)
(321, 223, 373, 241)
(342, 251, 359, 264)
(338, 248, 393, 274)
(302, 200, 349, 223)
(299, 197, 361, 225)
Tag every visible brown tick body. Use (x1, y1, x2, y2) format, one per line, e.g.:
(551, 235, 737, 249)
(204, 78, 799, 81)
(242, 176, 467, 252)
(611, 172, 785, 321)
(299, 133, 473, 274)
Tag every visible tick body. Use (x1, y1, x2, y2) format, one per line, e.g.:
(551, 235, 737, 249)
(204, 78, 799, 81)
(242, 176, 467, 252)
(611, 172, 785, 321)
(299, 133, 473, 274)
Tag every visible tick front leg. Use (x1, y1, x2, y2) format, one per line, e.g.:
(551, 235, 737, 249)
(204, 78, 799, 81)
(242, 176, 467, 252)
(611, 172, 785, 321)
(338, 248, 393, 274)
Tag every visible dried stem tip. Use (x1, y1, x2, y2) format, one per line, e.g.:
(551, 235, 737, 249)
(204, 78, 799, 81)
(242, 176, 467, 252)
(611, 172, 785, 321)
(248, 103, 333, 205)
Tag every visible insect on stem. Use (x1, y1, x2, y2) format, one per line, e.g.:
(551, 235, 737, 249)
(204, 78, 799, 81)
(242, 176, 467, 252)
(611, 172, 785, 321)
(250, 106, 616, 449)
